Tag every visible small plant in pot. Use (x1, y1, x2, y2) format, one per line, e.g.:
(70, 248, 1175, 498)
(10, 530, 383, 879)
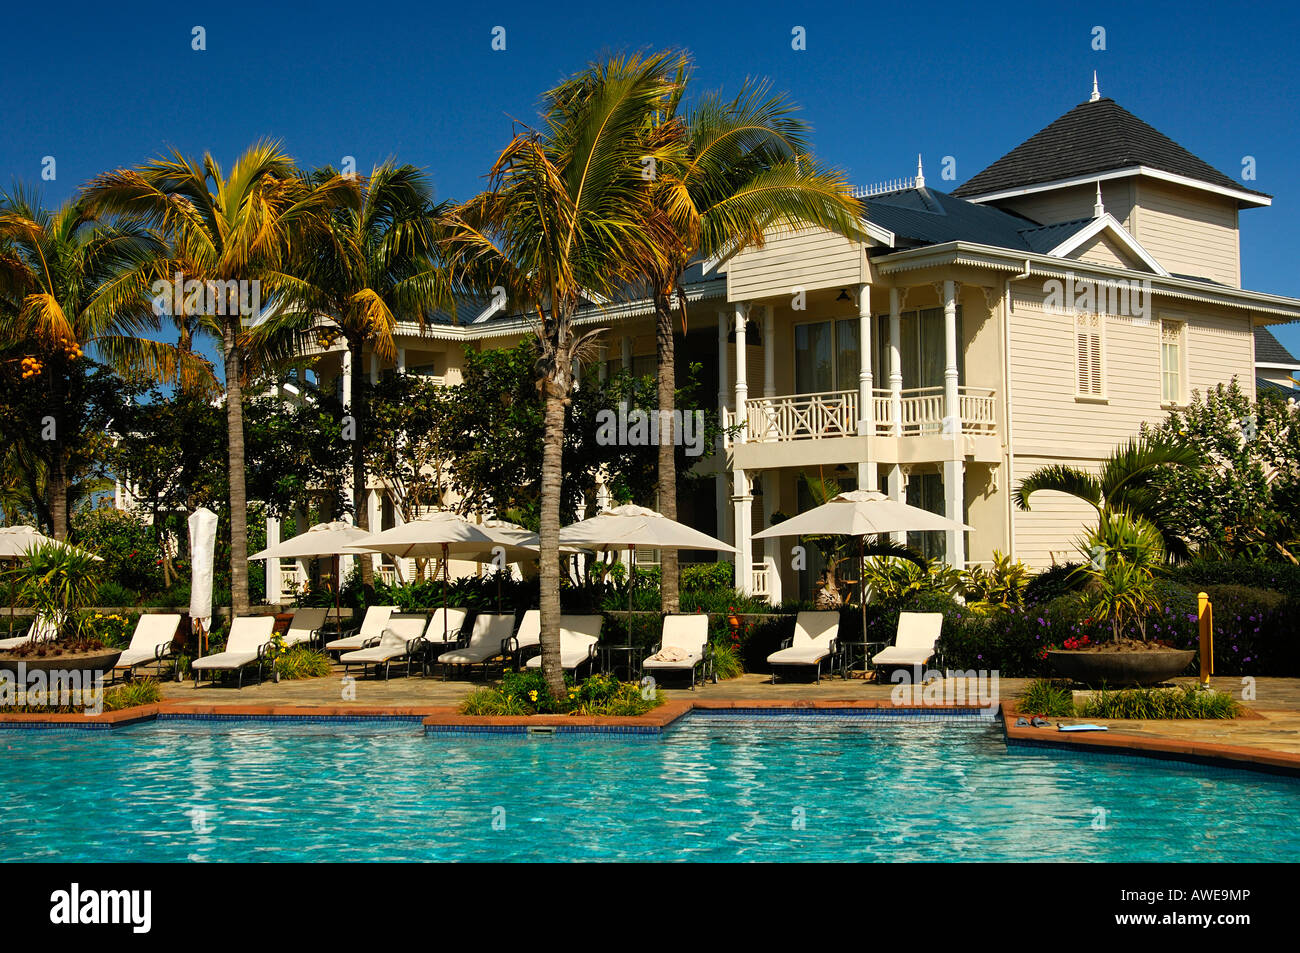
(0, 542, 120, 674)
(1045, 514, 1195, 686)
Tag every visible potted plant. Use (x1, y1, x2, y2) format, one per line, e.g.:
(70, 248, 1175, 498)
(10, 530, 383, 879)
(0, 542, 121, 675)
(1045, 513, 1195, 686)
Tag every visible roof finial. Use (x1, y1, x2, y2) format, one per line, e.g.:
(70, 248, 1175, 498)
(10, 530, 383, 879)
(915, 154, 925, 189)
(1093, 180, 1106, 218)
(1090, 71, 1100, 102)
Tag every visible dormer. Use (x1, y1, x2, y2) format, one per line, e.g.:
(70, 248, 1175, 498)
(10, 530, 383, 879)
(952, 86, 1270, 288)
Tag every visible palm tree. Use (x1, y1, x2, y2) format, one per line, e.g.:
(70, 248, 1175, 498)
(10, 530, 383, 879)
(442, 53, 679, 697)
(641, 78, 867, 611)
(0, 189, 171, 538)
(84, 142, 357, 611)
(275, 162, 453, 591)
(1015, 434, 1200, 562)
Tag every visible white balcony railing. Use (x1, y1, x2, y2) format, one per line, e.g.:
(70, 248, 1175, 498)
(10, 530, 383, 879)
(726, 386, 997, 444)
(750, 562, 770, 598)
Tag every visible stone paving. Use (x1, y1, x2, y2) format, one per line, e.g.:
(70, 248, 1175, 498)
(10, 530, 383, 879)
(155, 664, 1300, 759)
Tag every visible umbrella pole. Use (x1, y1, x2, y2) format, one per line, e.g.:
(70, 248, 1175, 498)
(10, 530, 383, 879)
(627, 543, 636, 648)
(442, 542, 450, 643)
(334, 554, 342, 636)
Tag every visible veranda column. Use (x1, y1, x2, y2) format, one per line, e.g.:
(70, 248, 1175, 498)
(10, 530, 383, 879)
(942, 280, 966, 568)
(856, 283, 877, 490)
(265, 515, 281, 605)
(732, 304, 751, 593)
(733, 468, 753, 594)
(715, 311, 731, 548)
(396, 346, 406, 374)
(621, 334, 632, 373)
(887, 288, 906, 542)
(761, 471, 782, 604)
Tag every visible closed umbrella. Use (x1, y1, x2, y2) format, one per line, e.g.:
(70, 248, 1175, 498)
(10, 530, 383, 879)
(188, 508, 218, 656)
(559, 505, 734, 647)
(357, 513, 495, 642)
(753, 490, 971, 669)
(250, 521, 373, 633)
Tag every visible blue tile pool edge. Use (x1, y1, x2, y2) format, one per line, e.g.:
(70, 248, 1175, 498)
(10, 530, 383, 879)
(1004, 732, 1300, 780)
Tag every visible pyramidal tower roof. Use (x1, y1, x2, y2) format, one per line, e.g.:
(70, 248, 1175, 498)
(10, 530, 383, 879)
(952, 94, 1270, 205)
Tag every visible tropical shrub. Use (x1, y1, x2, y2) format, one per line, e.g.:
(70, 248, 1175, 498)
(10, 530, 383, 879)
(6, 542, 103, 640)
(1077, 685, 1240, 719)
(1024, 562, 1086, 605)
(70, 506, 164, 593)
(274, 646, 333, 680)
(1015, 679, 1075, 718)
(458, 670, 663, 716)
(104, 678, 163, 711)
(81, 610, 137, 647)
(962, 550, 1030, 609)
(862, 557, 961, 607)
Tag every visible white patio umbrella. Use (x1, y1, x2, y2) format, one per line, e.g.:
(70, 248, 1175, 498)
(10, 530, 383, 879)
(188, 508, 218, 655)
(753, 490, 971, 660)
(356, 512, 495, 642)
(559, 504, 735, 645)
(250, 521, 374, 632)
(0, 526, 102, 635)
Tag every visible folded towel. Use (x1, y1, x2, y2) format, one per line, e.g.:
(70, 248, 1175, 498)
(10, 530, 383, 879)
(648, 646, 690, 663)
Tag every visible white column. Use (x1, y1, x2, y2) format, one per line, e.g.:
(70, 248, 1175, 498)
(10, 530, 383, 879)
(369, 353, 379, 384)
(944, 460, 966, 569)
(888, 287, 905, 540)
(733, 303, 748, 443)
(396, 346, 407, 374)
(733, 468, 753, 594)
(943, 280, 961, 438)
(293, 507, 309, 589)
(761, 471, 782, 605)
(856, 283, 876, 490)
(715, 311, 731, 548)
(621, 334, 632, 373)
(265, 515, 281, 604)
(943, 280, 964, 569)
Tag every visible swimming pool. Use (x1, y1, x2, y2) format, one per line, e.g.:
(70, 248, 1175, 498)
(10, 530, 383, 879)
(2, 714, 1296, 862)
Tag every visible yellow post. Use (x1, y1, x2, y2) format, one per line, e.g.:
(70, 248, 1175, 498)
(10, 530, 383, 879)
(1197, 592, 1214, 687)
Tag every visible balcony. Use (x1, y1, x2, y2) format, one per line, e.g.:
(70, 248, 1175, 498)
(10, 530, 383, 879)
(725, 386, 997, 444)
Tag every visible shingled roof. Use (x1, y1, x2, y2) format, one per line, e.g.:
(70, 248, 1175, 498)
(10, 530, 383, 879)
(861, 187, 1093, 254)
(952, 97, 1270, 203)
(1255, 326, 1300, 365)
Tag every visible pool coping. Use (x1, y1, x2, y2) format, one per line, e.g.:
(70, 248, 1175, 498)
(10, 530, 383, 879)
(3, 697, 1298, 777)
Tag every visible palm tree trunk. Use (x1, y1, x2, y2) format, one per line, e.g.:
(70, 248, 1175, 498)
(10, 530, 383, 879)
(349, 339, 374, 593)
(46, 372, 68, 540)
(538, 380, 567, 699)
(224, 325, 250, 614)
(654, 290, 679, 613)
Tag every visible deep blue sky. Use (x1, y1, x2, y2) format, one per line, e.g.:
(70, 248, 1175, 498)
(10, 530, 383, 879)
(4, 0, 1298, 356)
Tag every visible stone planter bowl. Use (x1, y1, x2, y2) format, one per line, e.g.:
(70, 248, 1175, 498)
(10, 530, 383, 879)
(1046, 648, 1196, 687)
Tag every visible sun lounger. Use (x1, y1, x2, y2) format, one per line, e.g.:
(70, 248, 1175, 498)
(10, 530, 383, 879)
(0, 614, 57, 650)
(766, 611, 841, 684)
(642, 614, 714, 689)
(870, 612, 944, 670)
(437, 613, 517, 678)
(191, 616, 277, 688)
(415, 607, 468, 675)
(523, 615, 603, 676)
(112, 613, 182, 680)
(325, 605, 396, 653)
(283, 607, 330, 648)
(504, 609, 540, 668)
(340, 616, 429, 680)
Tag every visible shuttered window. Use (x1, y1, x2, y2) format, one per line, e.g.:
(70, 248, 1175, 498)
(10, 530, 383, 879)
(1075, 312, 1104, 397)
(1161, 320, 1184, 404)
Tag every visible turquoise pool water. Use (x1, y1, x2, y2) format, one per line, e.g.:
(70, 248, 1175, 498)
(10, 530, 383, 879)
(2, 714, 1297, 862)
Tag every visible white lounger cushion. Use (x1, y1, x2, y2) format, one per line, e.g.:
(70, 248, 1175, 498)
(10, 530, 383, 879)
(325, 606, 396, 651)
(0, 614, 58, 649)
(508, 610, 540, 652)
(438, 614, 516, 664)
(340, 617, 428, 663)
(192, 616, 276, 671)
(871, 612, 943, 666)
(115, 614, 181, 669)
(284, 608, 329, 646)
(643, 614, 708, 671)
(767, 611, 840, 667)
(523, 615, 603, 671)
(422, 607, 469, 646)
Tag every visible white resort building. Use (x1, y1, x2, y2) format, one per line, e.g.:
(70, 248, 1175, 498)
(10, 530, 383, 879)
(276, 86, 1300, 604)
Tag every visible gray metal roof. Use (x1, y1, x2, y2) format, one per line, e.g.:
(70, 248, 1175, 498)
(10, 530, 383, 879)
(1256, 326, 1299, 365)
